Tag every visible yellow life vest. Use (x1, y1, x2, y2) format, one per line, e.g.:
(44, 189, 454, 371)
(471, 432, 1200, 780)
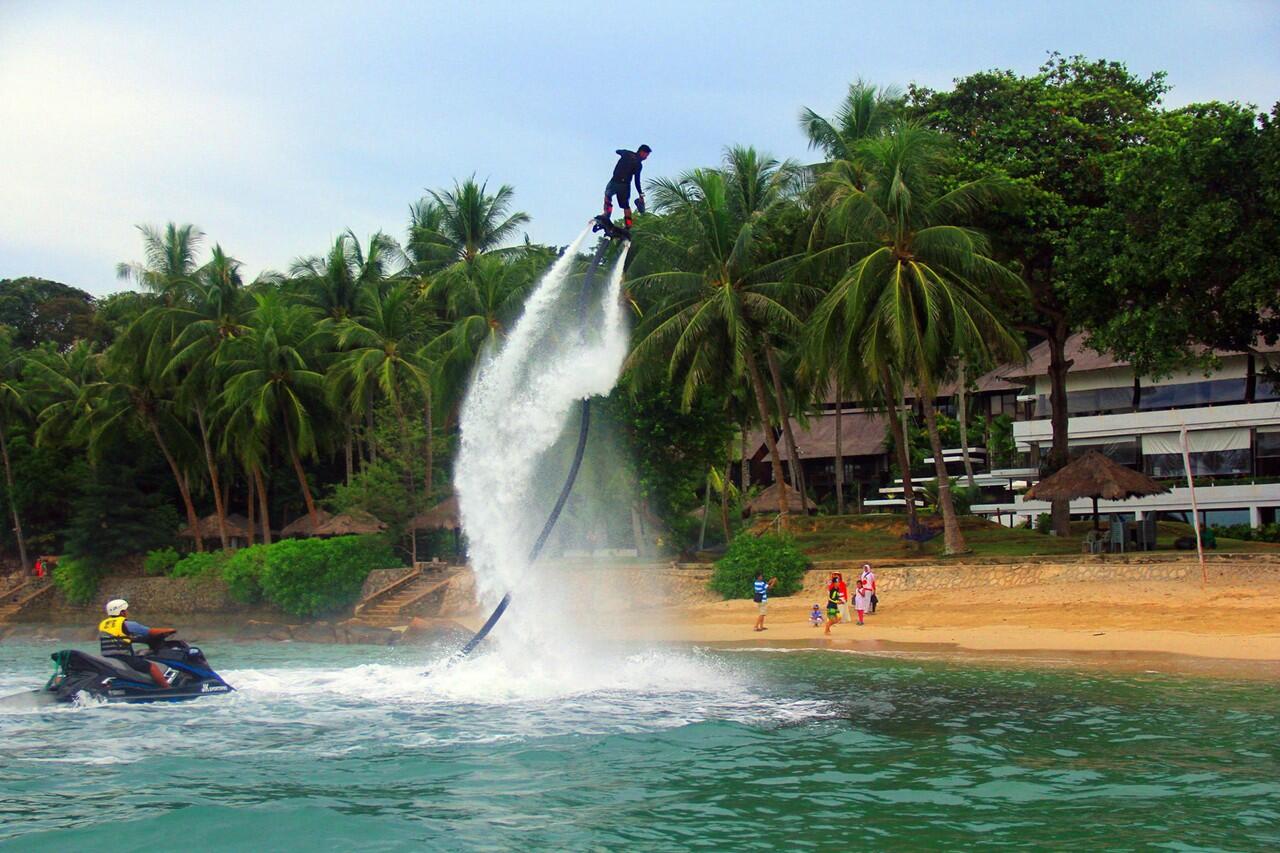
(98, 616, 133, 656)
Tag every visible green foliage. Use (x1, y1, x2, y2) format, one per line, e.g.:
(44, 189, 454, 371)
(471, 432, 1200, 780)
(221, 544, 270, 603)
(987, 414, 1017, 468)
(61, 453, 180, 565)
(1063, 102, 1280, 376)
(170, 550, 230, 578)
(1035, 513, 1052, 535)
(709, 534, 808, 600)
(1212, 523, 1280, 543)
(921, 478, 981, 516)
(257, 535, 400, 618)
(0, 277, 98, 350)
(143, 546, 180, 576)
(52, 556, 102, 605)
(604, 386, 735, 541)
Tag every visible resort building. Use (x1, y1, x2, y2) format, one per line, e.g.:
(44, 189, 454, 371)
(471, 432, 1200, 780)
(744, 335, 1280, 529)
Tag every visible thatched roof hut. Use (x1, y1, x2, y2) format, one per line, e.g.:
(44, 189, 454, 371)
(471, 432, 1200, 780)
(178, 513, 251, 541)
(744, 482, 812, 516)
(1025, 450, 1170, 529)
(313, 510, 387, 537)
(280, 509, 333, 538)
(410, 495, 461, 531)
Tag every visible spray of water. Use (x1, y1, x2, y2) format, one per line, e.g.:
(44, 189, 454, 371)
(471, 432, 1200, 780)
(453, 227, 630, 666)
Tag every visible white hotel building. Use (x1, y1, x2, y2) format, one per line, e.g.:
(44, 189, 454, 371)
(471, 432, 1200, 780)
(976, 335, 1280, 528)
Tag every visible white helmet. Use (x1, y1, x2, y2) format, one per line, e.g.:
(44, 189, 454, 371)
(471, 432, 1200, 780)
(105, 599, 129, 617)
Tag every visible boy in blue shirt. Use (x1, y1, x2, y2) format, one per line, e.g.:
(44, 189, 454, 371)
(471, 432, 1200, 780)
(752, 571, 778, 632)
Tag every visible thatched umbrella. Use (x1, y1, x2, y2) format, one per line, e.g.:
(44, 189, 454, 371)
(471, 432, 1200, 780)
(281, 509, 333, 538)
(314, 510, 387, 537)
(1025, 450, 1170, 530)
(178, 513, 250, 541)
(744, 482, 812, 516)
(409, 495, 460, 532)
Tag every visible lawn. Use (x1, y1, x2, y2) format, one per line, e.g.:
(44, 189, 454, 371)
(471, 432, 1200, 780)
(764, 514, 1280, 561)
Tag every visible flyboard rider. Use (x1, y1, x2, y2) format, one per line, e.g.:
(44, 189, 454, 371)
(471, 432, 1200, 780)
(99, 599, 175, 689)
(602, 144, 651, 230)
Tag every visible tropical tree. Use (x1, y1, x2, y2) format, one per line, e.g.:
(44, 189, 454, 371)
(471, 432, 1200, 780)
(218, 293, 328, 531)
(806, 123, 1025, 553)
(627, 146, 813, 520)
(116, 223, 205, 302)
(0, 333, 32, 569)
(330, 283, 433, 557)
(410, 178, 530, 270)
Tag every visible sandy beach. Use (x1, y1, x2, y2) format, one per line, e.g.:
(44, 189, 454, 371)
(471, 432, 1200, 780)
(658, 565, 1280, 673)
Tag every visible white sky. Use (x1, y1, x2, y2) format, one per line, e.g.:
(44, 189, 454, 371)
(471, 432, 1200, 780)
(2, 0, 1277, 295)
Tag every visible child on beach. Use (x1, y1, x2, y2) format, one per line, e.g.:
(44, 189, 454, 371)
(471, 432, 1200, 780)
(823, 584, 843, 635)
(853, 578, 870, 625)
(809, 604, 823, 627)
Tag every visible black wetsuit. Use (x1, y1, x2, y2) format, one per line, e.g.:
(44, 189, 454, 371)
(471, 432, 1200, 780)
(604, 149, 644, 209)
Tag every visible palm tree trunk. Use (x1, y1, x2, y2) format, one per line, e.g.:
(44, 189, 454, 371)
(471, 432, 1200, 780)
(1047, 323, 1072, 536)
(283, 422, 319, 530)
(147, 415, 203, 553)
(365, 398, 378, 464)
(720, 458, 732, 542)
(253, 465, 273, 545)
(0, 427, 30, 572)
(747, 353, 789, 522)
(246, 471, 256, 546)
(195, 406, 230, 550)
(764, 344, 809, 513)
(698, 471, 712, 550)
(956, 360, 976, 488)
(923, 395, 968, 555)
(423, 389, 434, 507)
(394, 401, 417, 565)
(740, 426, 749, 491)
(834, 385, 846, 515)
(881, 371, 918, 535)
(344, 419, 354, 485)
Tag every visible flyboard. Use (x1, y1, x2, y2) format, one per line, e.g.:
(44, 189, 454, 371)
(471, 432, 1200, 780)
(434, 221, 631, 670)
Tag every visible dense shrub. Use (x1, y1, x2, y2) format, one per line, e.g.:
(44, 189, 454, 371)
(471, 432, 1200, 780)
(1212, 522, 1280, 543)
(1034, 513, 1052, 535)
(143, 547, 180, 576)
(52, 556, 102, 605)
(709, 533, 808, 600)
(258, 535, 400, 618)
(170, 550, 230, 578)
(221, 544, 270, 604)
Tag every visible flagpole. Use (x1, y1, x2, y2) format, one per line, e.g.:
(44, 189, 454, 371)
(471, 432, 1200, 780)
(1179, 423, 1207, 587)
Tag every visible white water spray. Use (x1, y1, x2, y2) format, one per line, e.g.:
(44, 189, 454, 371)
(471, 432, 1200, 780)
(454, 227, 629, 659)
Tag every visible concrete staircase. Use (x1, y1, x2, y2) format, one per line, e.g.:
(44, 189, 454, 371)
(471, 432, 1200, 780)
(355, 567, 457, 626)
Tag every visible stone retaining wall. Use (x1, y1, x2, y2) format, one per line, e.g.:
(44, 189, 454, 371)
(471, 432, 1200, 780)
(13, 575, 260, 623)
(359, 567, 416, 601)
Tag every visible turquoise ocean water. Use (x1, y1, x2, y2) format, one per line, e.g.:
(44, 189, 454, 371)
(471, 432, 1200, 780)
(1, 639, 1277, 851)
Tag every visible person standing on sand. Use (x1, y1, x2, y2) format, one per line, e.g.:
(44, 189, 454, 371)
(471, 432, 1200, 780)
(752, 572, 778, 632)
(830, 572, 849, 623)
(860, 563, 878, 614)
(853, 577, 870, 625)
(823, 582, 843, 634)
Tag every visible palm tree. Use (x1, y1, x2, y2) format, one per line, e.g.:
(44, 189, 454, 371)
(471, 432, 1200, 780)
(806, 124, 1025, 553)
(116, 223, 205, 302)
(411, 178, 530, 269)
(331, 283, 433, 558)
(218, 293, 328, 530)
(0, 334, 31, 570)
(799, 80, 903, 165)
(627, 146, 813, 520)
(162, 246, 251, 549)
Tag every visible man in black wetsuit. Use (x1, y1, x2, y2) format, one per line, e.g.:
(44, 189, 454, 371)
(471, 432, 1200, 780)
(603, 144, 651, 229)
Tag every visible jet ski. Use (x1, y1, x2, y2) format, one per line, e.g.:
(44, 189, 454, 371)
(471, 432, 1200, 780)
(2, 634, 233, 707)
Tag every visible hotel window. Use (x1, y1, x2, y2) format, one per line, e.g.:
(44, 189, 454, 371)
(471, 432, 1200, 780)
(1257, 430, 1280, 477)
(1138, 378, 1247, 410)
(1142, 429, 1252, 478)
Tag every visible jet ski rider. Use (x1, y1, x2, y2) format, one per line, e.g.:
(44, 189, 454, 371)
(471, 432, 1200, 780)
(99, 599, 174, 689)
(603, 144, 651, 229)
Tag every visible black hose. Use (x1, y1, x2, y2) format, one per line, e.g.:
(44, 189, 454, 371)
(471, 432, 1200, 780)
(450, 236, 614, 660)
